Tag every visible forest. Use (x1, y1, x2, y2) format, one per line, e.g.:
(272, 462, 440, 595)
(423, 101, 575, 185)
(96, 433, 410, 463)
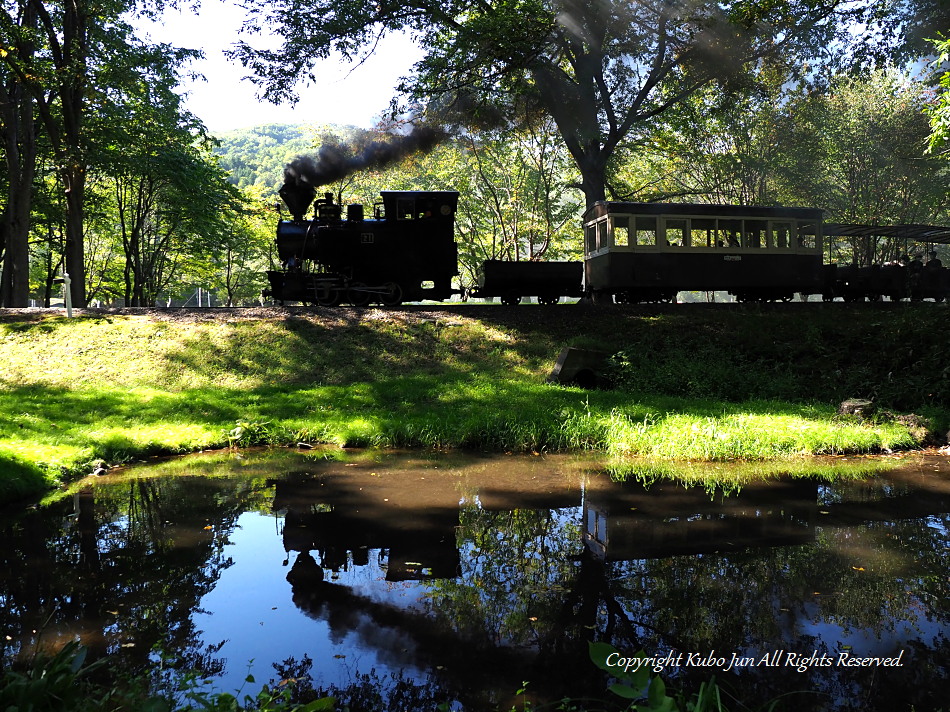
(1, 0, 949, 309)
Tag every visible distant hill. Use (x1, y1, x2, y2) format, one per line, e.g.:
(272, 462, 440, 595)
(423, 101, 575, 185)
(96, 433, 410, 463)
(211, 123, 314, 193)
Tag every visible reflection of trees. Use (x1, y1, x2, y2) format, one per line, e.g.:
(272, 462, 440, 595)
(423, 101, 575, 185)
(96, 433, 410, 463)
(421, 504, 609, 701)
(269, 655, 454, 712)
(599, 512, 950, 711)
(427, 505, 582, 647)
(0, 475, 274, 681)
(3, 459, 948, 712)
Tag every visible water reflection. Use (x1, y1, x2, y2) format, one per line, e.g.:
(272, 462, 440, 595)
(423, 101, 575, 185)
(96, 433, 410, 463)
(1, 449, 947, 711)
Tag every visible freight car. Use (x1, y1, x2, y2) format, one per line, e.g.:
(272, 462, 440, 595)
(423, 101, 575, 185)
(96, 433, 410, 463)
(264, 183, 459, 306)
(469, 259, 584, 305)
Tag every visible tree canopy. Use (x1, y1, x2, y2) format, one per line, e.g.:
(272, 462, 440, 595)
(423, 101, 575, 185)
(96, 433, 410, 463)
(231, 0, 903, 208)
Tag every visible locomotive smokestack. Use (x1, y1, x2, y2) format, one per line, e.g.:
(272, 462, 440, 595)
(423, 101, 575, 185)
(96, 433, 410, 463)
(284, 124, 448, 190)
(278, 178, 316, 222)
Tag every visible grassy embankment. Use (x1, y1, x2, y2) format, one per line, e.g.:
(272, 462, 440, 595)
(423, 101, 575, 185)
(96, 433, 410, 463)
(1, 304, 946, 504)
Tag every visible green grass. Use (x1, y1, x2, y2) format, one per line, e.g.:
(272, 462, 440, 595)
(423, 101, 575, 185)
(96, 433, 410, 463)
(0, 306, 944, 505)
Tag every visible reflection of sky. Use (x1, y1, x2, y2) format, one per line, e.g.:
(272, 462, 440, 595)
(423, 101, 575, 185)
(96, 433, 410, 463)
(799, 612, 942, 659)
(194, 501, 586, 693)
(191, 474, 949, 696)
(195, 512, 430, 695)
(7, 451, 949, 707)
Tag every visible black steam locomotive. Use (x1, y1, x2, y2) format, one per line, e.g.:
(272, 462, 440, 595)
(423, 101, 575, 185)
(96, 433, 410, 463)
(265, 182, 460, 306)
(265, 182, 949, 305)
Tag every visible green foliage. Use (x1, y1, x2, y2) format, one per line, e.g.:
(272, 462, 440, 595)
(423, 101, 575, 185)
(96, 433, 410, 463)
(926, 35, 950, 155)
(163, 668, 335, 711)
(0, 641, 153, 712)
(0, 454, 52, 503)
(212, 125, 323, 193)
(620, 66, 949, 266)
(227, 419, 273, 448)
(588, 642, 725, 712)
(0, 642, 333, 712)
(230, 0, 872, 207)
(790, 70, 948, 230)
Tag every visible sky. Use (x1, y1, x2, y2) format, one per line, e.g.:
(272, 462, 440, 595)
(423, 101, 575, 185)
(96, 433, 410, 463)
(135, 0, 423, 133)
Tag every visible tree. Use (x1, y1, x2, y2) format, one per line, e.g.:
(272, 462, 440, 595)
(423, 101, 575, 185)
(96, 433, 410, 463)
(926, 35, 950, 156)
(0, 0, 189, 307)
(232, 0, 878, 209)
(613, 68, 792, 206)
(780, 70, 949, 264)
(0, 0, 38, 307)
(0, 0, 100, 306)
(213, 187, 275, 306)
(94, 43, 241, 306)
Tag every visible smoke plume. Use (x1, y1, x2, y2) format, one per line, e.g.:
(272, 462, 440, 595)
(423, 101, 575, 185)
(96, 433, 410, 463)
(283, 124, 448, 189)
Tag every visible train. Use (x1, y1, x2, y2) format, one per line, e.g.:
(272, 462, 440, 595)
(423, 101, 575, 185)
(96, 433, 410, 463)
(263, 181, 950, 306)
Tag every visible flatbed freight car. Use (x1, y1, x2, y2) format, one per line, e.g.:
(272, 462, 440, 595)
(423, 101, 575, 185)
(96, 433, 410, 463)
(468, 259, 584, 305)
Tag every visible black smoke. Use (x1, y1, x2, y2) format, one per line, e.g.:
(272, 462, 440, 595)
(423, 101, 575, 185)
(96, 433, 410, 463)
(282, 124, 448, 190)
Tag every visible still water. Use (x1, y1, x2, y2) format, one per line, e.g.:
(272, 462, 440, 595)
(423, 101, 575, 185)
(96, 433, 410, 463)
(1, 449, 948, 711)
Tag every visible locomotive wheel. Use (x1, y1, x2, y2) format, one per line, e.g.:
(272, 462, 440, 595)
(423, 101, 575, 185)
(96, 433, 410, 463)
(501, 293, 522, 306)
(317, 289, 342, 307)
(538, 295, 560, 305)
(348, 282, 372, 307)
(380, 282, 403, 307)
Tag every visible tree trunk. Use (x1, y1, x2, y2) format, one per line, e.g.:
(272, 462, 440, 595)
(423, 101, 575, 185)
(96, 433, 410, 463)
(578, 158, 608, 210)
(62, 162, 87, 306)
(0, 7, 38, 308)
(0, 126, 36, 306)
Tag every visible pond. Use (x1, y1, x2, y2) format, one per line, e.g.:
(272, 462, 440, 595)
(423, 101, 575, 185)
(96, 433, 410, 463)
(1, 448, 948, 711)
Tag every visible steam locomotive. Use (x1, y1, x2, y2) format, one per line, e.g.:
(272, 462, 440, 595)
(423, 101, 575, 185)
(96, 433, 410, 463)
(264, 182, 949, 305)
(265, 183, 459, 306)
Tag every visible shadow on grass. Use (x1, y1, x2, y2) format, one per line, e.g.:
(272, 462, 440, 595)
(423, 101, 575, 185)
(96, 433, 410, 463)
(1, 306, 939, 489)
(150, 315, 541, 389)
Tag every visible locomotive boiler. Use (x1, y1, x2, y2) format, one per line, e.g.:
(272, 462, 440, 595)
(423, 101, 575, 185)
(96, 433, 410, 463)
(265, 179, 459, 306)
